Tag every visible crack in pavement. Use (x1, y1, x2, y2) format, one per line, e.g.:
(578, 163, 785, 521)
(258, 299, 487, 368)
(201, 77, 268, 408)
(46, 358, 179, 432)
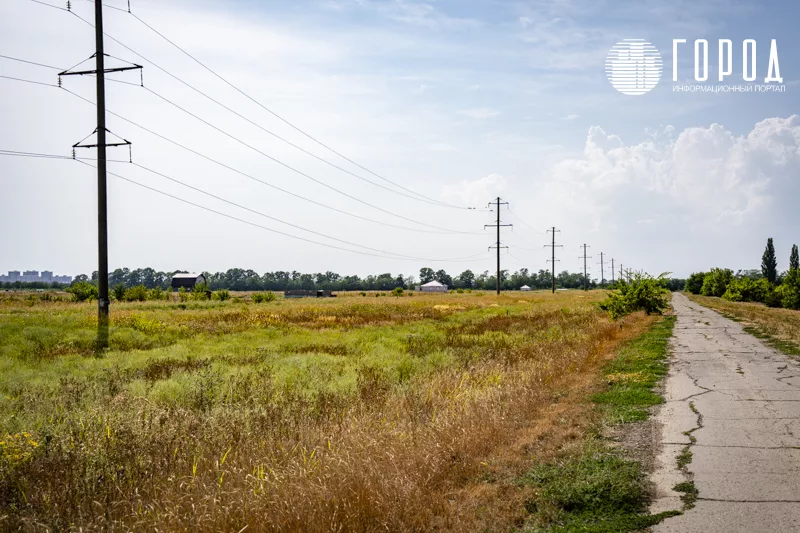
(651, 293, 800, 531)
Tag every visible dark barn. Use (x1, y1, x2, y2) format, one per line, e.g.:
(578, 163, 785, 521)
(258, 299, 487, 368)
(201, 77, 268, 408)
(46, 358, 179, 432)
(284, 289, 335, 298)
(171, 272, 206, 291)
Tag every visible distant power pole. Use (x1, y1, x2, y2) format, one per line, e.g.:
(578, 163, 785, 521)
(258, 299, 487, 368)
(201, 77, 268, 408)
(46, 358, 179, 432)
(545, 227, 562, 293)
(579, 244, 592, 291)
(59, 1, 142, 350)
(597, 252, 606, 287)
(611, 258, 616, 284)
(619, 263, 624, 283)
(485, 197, 511, 295)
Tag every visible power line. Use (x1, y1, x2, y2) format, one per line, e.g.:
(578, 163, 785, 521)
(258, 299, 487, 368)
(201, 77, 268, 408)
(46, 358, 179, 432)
(0, 54, 62, 70)
(506, 208, 544, 235)
(71, 160, 488, 263)
(1, 148, 487, 263)
(53, 4, 471, 211)
(124, 8, 470, 209)
(33, 80, 479, 235)
(129, 161, 477, 262)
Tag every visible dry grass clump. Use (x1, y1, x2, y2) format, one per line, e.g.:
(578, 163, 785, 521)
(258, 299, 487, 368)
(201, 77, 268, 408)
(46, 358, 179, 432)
(0, 291, 651, 531)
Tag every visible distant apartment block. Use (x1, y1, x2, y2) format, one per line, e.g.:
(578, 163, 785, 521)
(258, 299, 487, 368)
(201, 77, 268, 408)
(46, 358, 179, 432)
(0, 270, 72, 284)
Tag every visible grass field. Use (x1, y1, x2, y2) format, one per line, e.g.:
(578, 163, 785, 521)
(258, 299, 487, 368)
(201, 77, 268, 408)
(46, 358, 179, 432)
(685, 294, 800, 355)
(0, 289, 658, 531)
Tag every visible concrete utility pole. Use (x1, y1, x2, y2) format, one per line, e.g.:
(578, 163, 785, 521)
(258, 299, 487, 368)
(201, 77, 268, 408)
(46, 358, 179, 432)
(611, 258, 616, 285)
(545, 227, 562, 293)
(60, 2, 142, 350)
(597, 252, 605, 287)
(579, 244, 592, 291)
(94, 0, 109, 345)
(485, 197, 511, 295)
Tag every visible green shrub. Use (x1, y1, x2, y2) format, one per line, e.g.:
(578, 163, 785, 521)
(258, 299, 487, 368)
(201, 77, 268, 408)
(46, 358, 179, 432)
(599, 272, 669, 320)
(701, 268, 733, 297)
(360, 291, 366, 297)
(192, 282, 211, 301)
(212, 289, 231, 301)
(457, 288, 464, 293)
(684, 272, 706, 295)
(111, 283, 126, 301)
(123, 285, 149, 302)
(392, 287, 404, 297)
(178, 287, 189, 302)
(68, 281, 98, 302)
(149, 287, 165, 300)
(778, 269, 800, 310)
(252, 291, 276, 303)
(722, 278, 770, 303)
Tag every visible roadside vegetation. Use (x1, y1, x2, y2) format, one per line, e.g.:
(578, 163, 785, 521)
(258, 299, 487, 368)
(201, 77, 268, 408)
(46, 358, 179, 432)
(0, 289, 668, 531)
(519, 316, 679, 531)
(683, 238, 800, 355)
(684, 239, 800, 311)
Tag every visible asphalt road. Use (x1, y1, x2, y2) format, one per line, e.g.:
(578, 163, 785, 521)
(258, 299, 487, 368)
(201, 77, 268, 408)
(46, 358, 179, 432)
(651, 292, 800, 532)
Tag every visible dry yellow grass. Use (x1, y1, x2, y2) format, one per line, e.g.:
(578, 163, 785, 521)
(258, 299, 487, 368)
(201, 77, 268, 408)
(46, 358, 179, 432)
(0, 290, 653, 531)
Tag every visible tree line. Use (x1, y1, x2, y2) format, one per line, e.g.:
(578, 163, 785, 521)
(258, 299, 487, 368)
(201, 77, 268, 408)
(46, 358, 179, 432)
(3, 266, 625, 292)
(685, 238, 800, 310)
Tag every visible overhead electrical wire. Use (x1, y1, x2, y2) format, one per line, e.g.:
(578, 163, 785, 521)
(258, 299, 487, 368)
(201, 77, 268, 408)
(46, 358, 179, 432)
(0, 73, 479, 235)
(125, 8, 472, 210)
(59, 5, 472, 211)
(1, 147, 488, 262)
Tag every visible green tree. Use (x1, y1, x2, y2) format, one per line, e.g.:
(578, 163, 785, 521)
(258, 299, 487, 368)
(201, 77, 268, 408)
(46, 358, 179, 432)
(701, 268, 734, 297)
(457, 269, 475, 289)
(419, 267, 435, 283)
(684, 272, 706, 294)
(762, 237, 778, 283)
(790, 244, 799, 272)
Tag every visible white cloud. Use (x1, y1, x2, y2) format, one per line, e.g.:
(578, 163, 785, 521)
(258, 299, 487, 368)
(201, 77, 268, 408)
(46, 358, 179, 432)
(458, 107, 501, 119)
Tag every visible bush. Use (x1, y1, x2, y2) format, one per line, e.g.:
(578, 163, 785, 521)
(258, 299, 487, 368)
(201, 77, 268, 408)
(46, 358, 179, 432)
(722, 278, 770, 303)
(212, 289, 231, 301)
(252, 291, 276, 303)
(599, 272, 670, 320)
(684, 272, 706, 294)
(778, 269, 800, 310)
(700, 268, 733, 297)
(124, 285, 149, 302)
(192, 282, 211, 301)
(68, 281, 98, 302)
(178, 287, 189, 302)
(392, 287, 404, 297)
(149, 287, 165, 301)
(112, 283, 126, 301)
(457, 288, 464, 294)
(360, 292, 367, 297)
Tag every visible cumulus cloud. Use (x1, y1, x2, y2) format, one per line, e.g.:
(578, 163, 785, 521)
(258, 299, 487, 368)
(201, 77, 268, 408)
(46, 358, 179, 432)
(549, 116, 800, 228)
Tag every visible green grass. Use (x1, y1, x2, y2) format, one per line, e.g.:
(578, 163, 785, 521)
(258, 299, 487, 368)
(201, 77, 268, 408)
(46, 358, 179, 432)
(591, 316, 675, 423)
(673, 481, 698, 509)
(520, 315, 679, 532)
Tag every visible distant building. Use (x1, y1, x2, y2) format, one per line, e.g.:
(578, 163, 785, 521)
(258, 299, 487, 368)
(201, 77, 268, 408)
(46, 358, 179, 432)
(171, 272, 206, 290)
(0, 270, 72, 284)
(418, 280, 448, 292)
(520, 285, 532, 291)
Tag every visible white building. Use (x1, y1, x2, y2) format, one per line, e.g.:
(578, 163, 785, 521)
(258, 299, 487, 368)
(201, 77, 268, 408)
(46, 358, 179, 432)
(418, 280, 448, 292)
(520, 285, 532, 291)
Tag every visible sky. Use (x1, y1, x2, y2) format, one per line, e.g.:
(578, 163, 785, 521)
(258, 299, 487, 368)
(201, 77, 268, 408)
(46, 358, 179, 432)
(1, 0, 798, 280)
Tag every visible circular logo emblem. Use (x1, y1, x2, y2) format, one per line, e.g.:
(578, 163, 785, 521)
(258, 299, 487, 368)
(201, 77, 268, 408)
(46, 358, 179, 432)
(606, 39, 662, 95)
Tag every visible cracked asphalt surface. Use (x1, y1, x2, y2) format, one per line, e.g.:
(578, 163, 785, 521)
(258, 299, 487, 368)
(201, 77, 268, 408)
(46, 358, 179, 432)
(651, 293, 800, 532)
